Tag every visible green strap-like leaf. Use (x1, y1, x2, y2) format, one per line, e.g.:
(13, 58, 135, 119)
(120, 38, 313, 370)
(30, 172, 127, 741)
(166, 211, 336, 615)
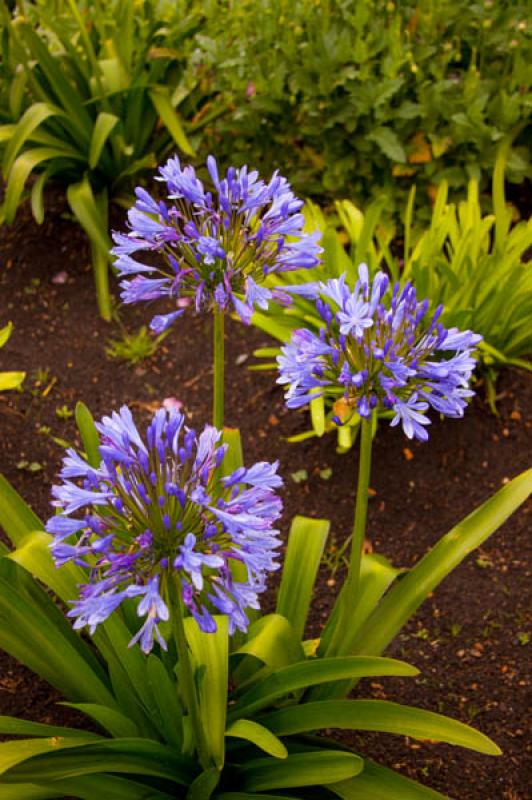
(318, 553, 400, 660)
(276, 516, 330, 642)
(149, 87, 195, 156)
(349, 468, 532, 662)
(0, 372, 25, 391)
(145, 654, 184, 750)
(40, 774, 177, 800)
(185, 616, 228, 769)
(75, 402, 101, 467)
(215, 794, 300, 800)
(16, 23, 92, 142)
(310, 394, 326, 436)
(1, 738, 196, 785)
(226, 720, 288, 759)
(237, 751, 363, 791)
(187, 767, 221, 800)
(2, 102, 61, 175)
(0, 558, 114, 707)
(0, 323, 13, 348)
(3, 147, 83, 224)
(8, 530, 85, 603)
(0, 474, 43, 547)
(66, 175, 111, 255)
(59, 704, 138, 738)
(259, 699, 501, 756)
(231, 614, 304, 688)
(0, 738, 98, 777)
(0, 716, 100, 741)
(0, 784, 57, 799)
(229, 656, 417, 721)
(330, 758, 448, 799)
(89, 111, 119, 169)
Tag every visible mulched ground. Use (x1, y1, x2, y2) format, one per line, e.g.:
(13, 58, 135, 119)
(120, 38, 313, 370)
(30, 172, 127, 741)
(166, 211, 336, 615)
(0, 192, 530, 799)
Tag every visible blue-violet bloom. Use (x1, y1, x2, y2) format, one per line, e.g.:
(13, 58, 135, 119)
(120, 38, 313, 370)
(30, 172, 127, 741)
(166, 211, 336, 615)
(47, 406, 283, 652)
(112, 155, 322, 331)
(277, 266, 482, 441)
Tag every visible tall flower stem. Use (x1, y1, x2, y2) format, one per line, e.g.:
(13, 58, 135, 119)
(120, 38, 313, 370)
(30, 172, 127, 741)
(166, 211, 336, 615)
(213, 308, 225, 430)
(325, 416, 373, 657)
(170, 577, 210, 769)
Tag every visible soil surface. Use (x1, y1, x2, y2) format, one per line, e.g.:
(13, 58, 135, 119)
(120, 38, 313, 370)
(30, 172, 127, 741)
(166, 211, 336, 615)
(0, 192, 531, 799)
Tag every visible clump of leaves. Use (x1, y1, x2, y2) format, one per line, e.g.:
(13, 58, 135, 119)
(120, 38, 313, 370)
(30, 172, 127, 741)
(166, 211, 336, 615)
(106, 325, 167, 365)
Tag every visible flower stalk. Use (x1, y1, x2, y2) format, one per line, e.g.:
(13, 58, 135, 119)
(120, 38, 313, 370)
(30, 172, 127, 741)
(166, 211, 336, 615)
(213, 308, 225, 430)
(169, 576, 210, 769)
(323, 415, 373, 657)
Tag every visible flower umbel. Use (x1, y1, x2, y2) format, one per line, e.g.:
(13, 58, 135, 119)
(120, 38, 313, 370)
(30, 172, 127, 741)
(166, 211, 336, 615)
(113, 156, 321, 331)
(277, 266, 482, 440)
(47, 406, 283, 652)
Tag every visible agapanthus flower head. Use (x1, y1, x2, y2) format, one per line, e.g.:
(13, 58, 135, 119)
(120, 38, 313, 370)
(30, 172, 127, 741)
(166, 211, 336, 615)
(112, 155, 322, 332)
(47, 406, 283, 652)
(277, 266, 482, 441)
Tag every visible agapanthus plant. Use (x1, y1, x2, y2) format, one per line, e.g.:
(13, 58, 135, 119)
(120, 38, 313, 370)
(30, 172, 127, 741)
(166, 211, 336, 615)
(277, 265, 482, 441)
(278, 265, 482, 657)
(113, 155, 321, 427)
(47, 405, 282, 653)
(0, 409, 529, 797)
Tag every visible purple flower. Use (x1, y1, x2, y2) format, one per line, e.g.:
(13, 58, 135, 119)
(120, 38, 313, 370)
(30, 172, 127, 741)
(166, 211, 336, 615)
(277, 265, 482, 441)
(112, 155, 321, 330)
(47, 406, 283, 650)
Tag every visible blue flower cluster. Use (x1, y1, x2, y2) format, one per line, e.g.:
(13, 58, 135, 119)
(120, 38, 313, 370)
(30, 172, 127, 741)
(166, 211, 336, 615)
(112, 155, 321, 332)
(47, 407, 282, 652)
(277, 266, 482, 441)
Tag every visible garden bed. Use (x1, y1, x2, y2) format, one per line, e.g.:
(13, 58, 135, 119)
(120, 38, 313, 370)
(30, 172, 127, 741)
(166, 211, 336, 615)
(1, 194, 530, 799)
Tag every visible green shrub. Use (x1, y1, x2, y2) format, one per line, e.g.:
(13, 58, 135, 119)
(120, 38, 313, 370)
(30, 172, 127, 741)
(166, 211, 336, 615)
(195, 0, 531, 207)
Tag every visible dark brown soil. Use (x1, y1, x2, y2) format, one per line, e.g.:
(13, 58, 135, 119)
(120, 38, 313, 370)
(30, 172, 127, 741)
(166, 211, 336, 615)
(0, 192, 530, 799)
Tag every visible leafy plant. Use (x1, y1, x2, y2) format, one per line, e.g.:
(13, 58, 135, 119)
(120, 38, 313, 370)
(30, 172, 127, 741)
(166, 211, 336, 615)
(0, 0, 221, 319)
(252, 145, 532, 447)
(0, 404, 530, 798)
(194, 0, 531, 208)
(0, 321, 25, 390)
(105, 324, 167, 365)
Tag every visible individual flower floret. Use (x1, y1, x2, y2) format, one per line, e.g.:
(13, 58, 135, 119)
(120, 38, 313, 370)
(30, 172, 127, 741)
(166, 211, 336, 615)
(47, 406, 283, 652)
(112, 155, 322, 331)
(277, 266, 482, 441)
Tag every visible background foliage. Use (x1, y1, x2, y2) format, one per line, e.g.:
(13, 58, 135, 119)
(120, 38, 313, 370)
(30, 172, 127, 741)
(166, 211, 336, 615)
(194, 0, 531, 209)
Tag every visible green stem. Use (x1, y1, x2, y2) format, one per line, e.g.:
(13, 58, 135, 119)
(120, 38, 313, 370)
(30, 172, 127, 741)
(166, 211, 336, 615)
(92, 243, 112, 322)
(170, 577, 210, 769)
(213, 308, 225, 430)
(324, 416, 373, 657)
